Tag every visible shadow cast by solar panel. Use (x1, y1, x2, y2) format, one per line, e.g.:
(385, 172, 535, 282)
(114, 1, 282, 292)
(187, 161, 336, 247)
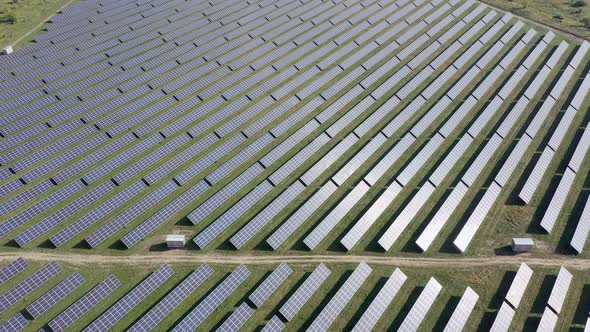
(3, 239, 20, 248)
(108, 240, 129, 251)
(175, 216, 194, 226)
(20, 309, 33, 321)
(476, 271, 516, 332)
(438, 186, 488, 254)
(300, 270, 351, 331)
(556, 187, 590, 255)
(38, 239, 57, 249)
(73, 240, 92, 249)
(217, 239, 241, 252)
(343, 276, 389, 331)
(386, 286, 423, 331)
(523, 314, 541, 331)
(533, 275, 557, 314)
(432, 296, 461, 331)
(572, 284, 590, 326)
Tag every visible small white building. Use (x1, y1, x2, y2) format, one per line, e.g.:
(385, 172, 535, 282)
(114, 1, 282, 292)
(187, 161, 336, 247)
(166, 234, 186, 248)
(1, 46, 13, 55)
(511, 238, 534, 252)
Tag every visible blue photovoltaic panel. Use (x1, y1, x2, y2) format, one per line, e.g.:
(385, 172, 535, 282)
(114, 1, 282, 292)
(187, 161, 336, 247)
(307, 262, 372, 332)
(216, 302, 254, 331)
(0, 313, 28, 332)
(83, 264, 174, 331)
(49, 275, 121, 332)
(249, 263, 292, 308)
(129, 264, 213, 331)
(26, 272, 85, 318)
(0, 261, 61, 313)
(172, 265, 250, 331)
(280, 263, 331, 321)
(0, 258, 28, 286)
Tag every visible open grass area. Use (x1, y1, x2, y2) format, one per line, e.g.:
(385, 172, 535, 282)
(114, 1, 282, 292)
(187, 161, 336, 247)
(0, 0, 73, 49)
(481, 0, 590, 40)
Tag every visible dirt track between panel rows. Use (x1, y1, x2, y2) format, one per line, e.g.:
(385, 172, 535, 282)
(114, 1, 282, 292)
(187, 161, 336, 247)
(1, 251, 590, 270)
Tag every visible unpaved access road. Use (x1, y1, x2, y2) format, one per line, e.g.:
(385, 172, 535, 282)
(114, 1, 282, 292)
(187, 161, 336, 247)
(1, 252, 589, 270)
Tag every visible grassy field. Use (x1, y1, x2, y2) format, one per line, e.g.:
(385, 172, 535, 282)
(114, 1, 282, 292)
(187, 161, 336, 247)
(0, 0, 72, 49)
(481, 0, 590, 39)
(0, 261, 587, 331)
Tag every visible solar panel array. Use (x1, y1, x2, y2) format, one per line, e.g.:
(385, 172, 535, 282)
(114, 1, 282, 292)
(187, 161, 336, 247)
(352, 268, 407, 332)
(307, 262, 372, 331)
(0, 258, 28, 286)
(0, 0, 584, 257)
(84, 264, 173, 331)
(48, 274, 121, 332)
(26, 272, 85, 318)
(172, 264, 250, 331)
(0, 261, 61, 313)
(249, 263, 292, 308)
(128, 263, 214, 332)
(0, 313, 28, 332)
(280, 263, 330, 321)
(443, 287, 479, 332)
(397, 277, 443, 331)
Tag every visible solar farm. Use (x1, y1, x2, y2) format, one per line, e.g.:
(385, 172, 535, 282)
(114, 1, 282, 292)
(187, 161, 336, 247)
(0, 0, 589, 330)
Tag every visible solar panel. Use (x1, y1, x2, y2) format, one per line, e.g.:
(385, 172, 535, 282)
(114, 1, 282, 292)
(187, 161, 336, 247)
(505, 263, 533, 308)
(230, 182, 305, 249)
(217, 302, 254, 331)
(26, 272, 85, 318)
(84, 264, 174, 331)
(537, 306, 558, 332)
(0, 313, 28, 332)
(397, 277, 442, 331)
(267, 182, 337, 250)
(172, 265, 250, 331)
(308, 262, 372, 331)
(261, 316, 285, 332)
(540, 168, 576, 233)
(280, 263, 330, 321)
(300, 134, 358, 186)
(0, 258, 28, 286)
(518, 148, 553, 204)
(380, 181, 437, 251)
(341, 182, 403, 251)
(304, 182, 370, 250)
(0, 261, 61, 313)
(121, 180, 210, 248)
(249, 263, 292, 308)
(571, 195, 590, 254)
(547, 267, 572, 314)
(129, 264, 213, 332)
(352, 268, 407, 332)
(490, 302, 515, 332)
(332, 134, 387, 186)
(188, 164, 265, 224)
(443, 287, 479, 332)
(49, 275, 121, 332)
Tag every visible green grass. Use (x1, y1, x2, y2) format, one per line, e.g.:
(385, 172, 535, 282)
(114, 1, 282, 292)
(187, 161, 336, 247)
(0, 0, 73, 49)
(481, 0, 590, 39)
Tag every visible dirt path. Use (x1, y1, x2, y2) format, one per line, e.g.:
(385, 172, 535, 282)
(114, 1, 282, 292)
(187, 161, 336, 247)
(1, 251, 589, 270)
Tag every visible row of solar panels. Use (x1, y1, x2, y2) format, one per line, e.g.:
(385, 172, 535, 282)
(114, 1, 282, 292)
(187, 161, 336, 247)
(0, 258, 584, 331)
(0, 258, 472, 332)
(0, 0, 481, 247)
